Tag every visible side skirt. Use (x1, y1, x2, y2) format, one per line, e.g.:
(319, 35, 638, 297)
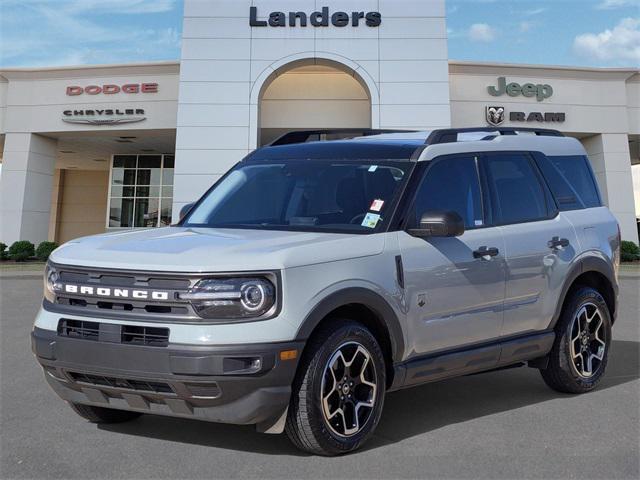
(390, 331, 555, 390)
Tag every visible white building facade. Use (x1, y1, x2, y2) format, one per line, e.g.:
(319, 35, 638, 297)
(0, 0, 638, 245)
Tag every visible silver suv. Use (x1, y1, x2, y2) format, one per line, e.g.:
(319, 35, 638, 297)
(33, 128, 620, 455)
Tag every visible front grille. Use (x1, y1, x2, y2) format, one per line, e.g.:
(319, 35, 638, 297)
(58, 319, 100, 341)
(121, 325, 170, 347)
(68, 371, 174, 394)
(52, 264, 197, 320)
(58, 319, 169, 347)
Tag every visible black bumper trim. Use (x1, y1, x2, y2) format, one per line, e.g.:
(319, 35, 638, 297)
(32, 327, 303, 426)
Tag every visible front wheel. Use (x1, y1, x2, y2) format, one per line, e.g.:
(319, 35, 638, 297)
(285, 320, 386, 456)
(540, 286, 612, 394)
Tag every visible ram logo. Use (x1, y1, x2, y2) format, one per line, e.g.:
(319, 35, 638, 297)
(486, 106, 505, 127)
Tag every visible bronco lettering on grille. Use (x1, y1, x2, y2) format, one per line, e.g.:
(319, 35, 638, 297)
(63, 284, 169, 301)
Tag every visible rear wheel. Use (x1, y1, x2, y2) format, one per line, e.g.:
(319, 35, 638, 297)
(540, 286, 611, 394)
(69, 403, 142, 424)
(285, 320, 386, 456)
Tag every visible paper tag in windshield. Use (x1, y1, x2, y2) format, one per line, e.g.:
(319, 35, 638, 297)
(370, 199, 385, 212)
(368, 165, 378, 172)
(361, 213, 381, 229)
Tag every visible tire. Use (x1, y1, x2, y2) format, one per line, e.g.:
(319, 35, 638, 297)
(540, 286, 612, 394)
(285, 319, 386, 456)
(69, 403, 142, 424)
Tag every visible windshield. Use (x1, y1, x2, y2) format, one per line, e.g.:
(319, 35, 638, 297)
(183, 160, 412, 234)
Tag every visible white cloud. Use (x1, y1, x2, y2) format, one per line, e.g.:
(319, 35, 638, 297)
(0, 0, 180, 67)
(468, 23, 496, 42)
(524, 7, 547, 16)
(596, 0, 640, 10)
(573, 17, 640, 64)
(519, 21, 535, 33)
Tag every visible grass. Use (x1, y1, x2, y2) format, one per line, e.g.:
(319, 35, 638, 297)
(0, 261, 46, 272)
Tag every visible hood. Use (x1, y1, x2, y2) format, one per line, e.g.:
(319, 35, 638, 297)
(50, 227, 386, 272)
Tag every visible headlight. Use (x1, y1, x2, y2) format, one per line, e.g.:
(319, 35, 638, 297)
(43, 263, 62, 302)
(179, 277, 276, 320)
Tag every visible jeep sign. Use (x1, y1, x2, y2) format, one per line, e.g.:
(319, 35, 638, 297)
(488, 77, 553, 102)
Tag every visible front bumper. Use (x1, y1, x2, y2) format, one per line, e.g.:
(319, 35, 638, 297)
(31, 327, 303, 430)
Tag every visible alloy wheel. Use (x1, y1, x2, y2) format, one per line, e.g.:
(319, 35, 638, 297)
(569, 302, 607, 378)
(320, 342, 377, 437)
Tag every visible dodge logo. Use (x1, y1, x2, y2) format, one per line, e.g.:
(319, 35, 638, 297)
(63, 284, 169, 301)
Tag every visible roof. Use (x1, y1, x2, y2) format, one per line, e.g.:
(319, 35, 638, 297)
(246, 127, 586, 163)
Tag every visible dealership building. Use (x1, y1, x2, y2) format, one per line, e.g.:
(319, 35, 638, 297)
(0, 0, 638, 245)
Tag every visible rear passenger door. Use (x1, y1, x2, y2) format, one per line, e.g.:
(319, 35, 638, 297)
(398, 155, 506, 358)
(482, 152, 579, 337)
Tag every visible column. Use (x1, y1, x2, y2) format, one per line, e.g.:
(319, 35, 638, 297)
(583, 133, 639, 243)
(0, 133, 57, 244)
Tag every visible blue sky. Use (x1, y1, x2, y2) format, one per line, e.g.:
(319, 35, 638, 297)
(0, 0, 638, 68)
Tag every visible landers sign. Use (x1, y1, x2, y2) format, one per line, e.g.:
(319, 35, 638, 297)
(249, 6, 382, 27)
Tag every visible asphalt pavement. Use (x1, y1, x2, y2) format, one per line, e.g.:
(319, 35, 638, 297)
(1, 274, 638, 479)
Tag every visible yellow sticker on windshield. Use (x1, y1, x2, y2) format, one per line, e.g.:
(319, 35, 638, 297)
(361, 213, 381, 229)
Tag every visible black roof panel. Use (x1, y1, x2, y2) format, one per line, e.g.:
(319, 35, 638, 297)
(245, 140, 422, 162)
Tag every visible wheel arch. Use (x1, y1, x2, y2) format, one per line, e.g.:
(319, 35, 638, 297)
(295, 288, 405, 389)
(551, 255, 618, 329)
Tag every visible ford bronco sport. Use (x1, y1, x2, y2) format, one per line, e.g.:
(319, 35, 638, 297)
(33, 128, 620, 455)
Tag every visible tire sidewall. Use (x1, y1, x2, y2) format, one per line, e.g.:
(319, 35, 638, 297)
(301, 321, 386, 454)
(557, 287, 612, 391)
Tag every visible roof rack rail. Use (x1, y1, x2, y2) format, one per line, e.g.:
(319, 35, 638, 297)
(426, 127, 564, 145)
(269, 129, 417, 146)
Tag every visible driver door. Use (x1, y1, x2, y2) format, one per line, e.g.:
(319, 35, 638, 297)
(398, 155, 506, 359)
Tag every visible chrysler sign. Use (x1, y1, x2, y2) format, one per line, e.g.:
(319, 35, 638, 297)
(62, 108, 146, 125)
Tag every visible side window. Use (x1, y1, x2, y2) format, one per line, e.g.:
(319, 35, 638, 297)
(485, 153, 549, 225)
(534, 154, 585, 211)
(411, 156, 484, 229)
(546, 155, 602, 208)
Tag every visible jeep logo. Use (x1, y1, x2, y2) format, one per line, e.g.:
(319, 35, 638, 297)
(488, 77, 553, 102)
(63, 284, 169, 301)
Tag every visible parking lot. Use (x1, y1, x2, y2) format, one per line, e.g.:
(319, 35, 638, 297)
(1, 273, 638, 479)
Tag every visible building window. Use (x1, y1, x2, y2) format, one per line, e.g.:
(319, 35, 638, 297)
(108, 154, 174, 228)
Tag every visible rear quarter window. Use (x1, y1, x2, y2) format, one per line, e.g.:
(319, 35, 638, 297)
(536, 155, 602, 210)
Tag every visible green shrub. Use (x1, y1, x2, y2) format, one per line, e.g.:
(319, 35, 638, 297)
(0, 242, 7, 260)
(8, 240, 35, 262)
(36, 241, 58, 261)
(621, 240, 640, 263)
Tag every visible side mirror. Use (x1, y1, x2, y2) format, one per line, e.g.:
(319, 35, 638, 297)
(408, 210, 465, 238)
(179, 202, 196, 221)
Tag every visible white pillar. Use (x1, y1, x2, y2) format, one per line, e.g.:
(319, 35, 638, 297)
(583, 133, 639, 243)
(0, 133, 57, 244)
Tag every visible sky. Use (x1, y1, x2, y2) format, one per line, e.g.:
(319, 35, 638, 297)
(0, 0, 638, 69)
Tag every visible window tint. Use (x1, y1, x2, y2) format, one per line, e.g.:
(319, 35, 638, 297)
(411, 156, 483, 229)
(185, 161, 410, 234)
(485, 154, 548, 224)
(545, 156, 601, 209)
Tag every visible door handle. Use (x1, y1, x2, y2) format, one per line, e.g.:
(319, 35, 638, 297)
(548, 236, 570, 250)
(473, 246, 499, 259)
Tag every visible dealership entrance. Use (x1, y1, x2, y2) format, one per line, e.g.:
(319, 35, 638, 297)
(258, 60, 372, 146)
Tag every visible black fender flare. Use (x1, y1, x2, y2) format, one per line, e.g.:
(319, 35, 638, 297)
(549, 255, 617, 330)
(295, 287, 405, 363)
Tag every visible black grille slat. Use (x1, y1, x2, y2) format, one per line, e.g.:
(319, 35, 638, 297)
(57, 319, 100, 340)
(121, 325, 170, 347)
(57, 320, 169, 347)
(68, 372, 173, 394)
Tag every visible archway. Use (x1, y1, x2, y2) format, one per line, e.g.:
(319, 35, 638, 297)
(255, 58, 375, 146)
